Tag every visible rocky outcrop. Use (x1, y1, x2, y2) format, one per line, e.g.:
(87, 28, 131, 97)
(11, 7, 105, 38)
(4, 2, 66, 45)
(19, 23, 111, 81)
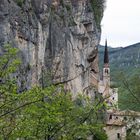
(0, 0, 104, 96)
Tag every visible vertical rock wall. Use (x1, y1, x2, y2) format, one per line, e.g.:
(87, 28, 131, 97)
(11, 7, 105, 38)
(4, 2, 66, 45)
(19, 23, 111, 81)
(0, 0, 104, 96)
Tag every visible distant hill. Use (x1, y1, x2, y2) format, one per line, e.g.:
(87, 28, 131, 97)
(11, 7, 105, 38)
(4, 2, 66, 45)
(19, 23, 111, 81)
(99, 42, 140, 80)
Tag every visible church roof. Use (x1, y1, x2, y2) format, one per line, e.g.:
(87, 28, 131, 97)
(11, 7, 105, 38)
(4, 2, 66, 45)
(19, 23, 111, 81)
(104, 40, 109, 64)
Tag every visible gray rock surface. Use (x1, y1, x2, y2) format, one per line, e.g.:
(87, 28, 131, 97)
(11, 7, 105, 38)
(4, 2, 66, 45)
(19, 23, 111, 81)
(0, 0, 104, 96)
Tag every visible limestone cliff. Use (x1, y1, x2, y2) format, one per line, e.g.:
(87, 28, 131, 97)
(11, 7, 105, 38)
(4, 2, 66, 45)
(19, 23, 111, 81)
(0, 0, 104, 96)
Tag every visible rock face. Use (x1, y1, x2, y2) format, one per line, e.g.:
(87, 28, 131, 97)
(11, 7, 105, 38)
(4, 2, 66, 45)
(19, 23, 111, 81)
(0, 0, 104, 96)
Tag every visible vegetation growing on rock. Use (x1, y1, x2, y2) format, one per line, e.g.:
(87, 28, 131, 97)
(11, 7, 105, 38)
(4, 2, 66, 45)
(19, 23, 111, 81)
(16, 0, 24, 7)
(90, 0, 106, 29)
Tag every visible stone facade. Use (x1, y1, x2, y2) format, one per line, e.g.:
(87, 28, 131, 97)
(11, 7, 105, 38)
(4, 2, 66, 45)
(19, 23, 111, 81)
(105, 124, 126, 140)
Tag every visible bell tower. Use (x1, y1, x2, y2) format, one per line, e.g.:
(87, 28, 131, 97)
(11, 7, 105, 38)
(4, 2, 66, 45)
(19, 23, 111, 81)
(103, 40, 110, 87)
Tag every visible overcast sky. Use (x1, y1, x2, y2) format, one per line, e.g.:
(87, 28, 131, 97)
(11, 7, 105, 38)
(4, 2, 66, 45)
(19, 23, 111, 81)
(100, 0, 140, 47)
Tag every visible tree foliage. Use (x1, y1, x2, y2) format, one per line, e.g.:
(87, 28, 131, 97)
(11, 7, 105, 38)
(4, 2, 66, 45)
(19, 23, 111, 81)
(117, 72, 140, 111)
(0, 45, 107, 139)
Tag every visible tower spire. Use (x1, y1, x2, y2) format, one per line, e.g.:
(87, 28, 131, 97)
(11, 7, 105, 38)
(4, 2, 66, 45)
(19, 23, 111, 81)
(102, 39, 110, 91)
(104, 39, 109, 64)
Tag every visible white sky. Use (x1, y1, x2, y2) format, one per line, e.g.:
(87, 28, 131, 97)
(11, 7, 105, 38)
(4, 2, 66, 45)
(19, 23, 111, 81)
(100, 0, 140, 47)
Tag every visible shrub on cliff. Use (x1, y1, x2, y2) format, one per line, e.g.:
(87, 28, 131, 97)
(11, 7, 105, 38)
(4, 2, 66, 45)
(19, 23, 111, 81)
(90, 0, 106, 29)
(16, 0, 24, 7)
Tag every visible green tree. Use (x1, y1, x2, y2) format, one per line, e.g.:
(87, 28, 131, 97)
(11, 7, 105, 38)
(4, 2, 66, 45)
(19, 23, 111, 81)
(118, 73, 140, 111)
(0, 44, 107, 139)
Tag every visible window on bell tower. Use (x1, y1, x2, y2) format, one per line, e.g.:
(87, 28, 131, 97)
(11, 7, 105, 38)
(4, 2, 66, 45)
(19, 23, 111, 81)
(105, 69, 108, 74)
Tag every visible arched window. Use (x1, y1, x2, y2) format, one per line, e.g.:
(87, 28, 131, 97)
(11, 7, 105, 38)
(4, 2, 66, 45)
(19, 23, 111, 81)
(117, 133, 120, 139)
(124, 116, 127, 121)
(105, 69, 108, 74)
(109, 115, 112, 120)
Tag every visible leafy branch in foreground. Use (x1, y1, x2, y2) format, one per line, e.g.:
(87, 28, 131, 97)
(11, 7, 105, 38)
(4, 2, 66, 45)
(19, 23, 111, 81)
(0, 44, 107, 139)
